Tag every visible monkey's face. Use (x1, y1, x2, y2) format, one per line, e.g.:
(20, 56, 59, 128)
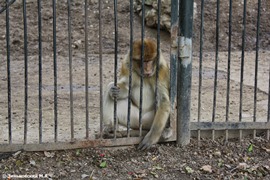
(131, 38, 158, 78)
(133, 59, 156, 78)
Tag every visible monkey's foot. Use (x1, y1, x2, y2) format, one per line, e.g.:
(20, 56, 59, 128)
(160, 127, 173, 141)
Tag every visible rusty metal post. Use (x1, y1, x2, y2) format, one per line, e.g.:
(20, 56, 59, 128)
(177, 0, 194, 146)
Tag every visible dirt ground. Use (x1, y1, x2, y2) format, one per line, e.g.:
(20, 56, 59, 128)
(0, 138, 269, 179)
(0, 0, 269, 179)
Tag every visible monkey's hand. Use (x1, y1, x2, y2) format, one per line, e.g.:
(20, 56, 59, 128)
(109, 85, 120, 99)
(137, 132, 159, 150)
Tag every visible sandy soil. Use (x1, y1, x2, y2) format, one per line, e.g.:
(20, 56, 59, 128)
(1, 138, 270, 179)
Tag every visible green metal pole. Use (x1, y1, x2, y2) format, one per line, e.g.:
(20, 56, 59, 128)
(177, 0, 194, 146)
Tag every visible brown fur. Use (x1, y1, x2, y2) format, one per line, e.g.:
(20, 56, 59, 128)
(132, 38, 157, 61)
(120, 62, 129, 76)
(158, 65, 170, 86)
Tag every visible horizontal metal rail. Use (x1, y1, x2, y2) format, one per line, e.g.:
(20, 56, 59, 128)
(191, 122, 270, 130)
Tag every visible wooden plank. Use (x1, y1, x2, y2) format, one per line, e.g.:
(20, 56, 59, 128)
(0, 134, 177, 153)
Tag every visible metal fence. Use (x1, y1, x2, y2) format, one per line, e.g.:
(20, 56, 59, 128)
(0, 0, 269, 152)
(191, 0, 270, 142)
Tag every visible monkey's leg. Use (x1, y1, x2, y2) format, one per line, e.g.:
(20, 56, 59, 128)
(102, 83, 114, 129)
(117, 100, 138, 127)
(130, 111, 172, 140)
(117, 109, 154, 137)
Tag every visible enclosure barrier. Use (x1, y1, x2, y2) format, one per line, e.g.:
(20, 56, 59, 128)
(0, 0, 269, 152)
(192, 0, 270, 141)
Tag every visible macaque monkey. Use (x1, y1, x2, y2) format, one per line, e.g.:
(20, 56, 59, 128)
(103, 38, 171, 150)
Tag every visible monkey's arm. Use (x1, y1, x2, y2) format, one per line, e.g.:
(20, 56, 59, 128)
(138, 84, 170, 150)
(107, 60, 131, 100)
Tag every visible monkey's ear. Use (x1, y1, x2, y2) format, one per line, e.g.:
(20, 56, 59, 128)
(132, 38, 157, 61)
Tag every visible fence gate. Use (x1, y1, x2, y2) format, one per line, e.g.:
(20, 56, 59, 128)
(0, 0, 269, 152)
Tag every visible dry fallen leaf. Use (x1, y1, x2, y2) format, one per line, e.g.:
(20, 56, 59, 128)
(185, 166, 194, 174)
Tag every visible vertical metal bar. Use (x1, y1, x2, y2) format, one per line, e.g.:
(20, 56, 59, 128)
(212, 0, 220, 141)
(6, 0, 12, 144)
(113, 0, 118, 139)
(139, 0, 145, 137)
(127, 0, 134, 137)
(98, 0, 103, 138)
(85, 0, 90, 139)
(23, 0, 28, 144)
(266, 1, 270, 140)
(198, 0, 204, 143)
(268, 58, 270, 140)
(67, 0, 74, 141)
(37, 0, 43, 144)
(239, 0, 247, 141)
(225, 0, 233, 142)
(253, 0, 261, 139)
(170, 0, 178, 115)
(268, 57, 270, 140)
(155, 0, 161, 113)
(52, 0, 58, 142)
(177, 0, 193, 146)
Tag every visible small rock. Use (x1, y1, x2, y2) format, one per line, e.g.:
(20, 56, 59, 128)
(60, 171, 67, 177)
(201, 165, 212, 173)
(237, 162, 248, 170)
(44, 151, 55, 158)
(263, 165, 270, 171)
(89, 0, 98, 4)
(30, 160, 36, 166)
(150, 171, 158, 178)
(214, 151, 221, 157)
(73, 40, 82, 49)
(81, 174, 89, 179)
(250, 165, 259, 171)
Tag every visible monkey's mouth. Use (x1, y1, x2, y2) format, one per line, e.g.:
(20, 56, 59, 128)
(144, 72, 154, 77)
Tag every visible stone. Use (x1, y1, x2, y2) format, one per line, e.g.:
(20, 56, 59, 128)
(134, 0, 197, 33)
